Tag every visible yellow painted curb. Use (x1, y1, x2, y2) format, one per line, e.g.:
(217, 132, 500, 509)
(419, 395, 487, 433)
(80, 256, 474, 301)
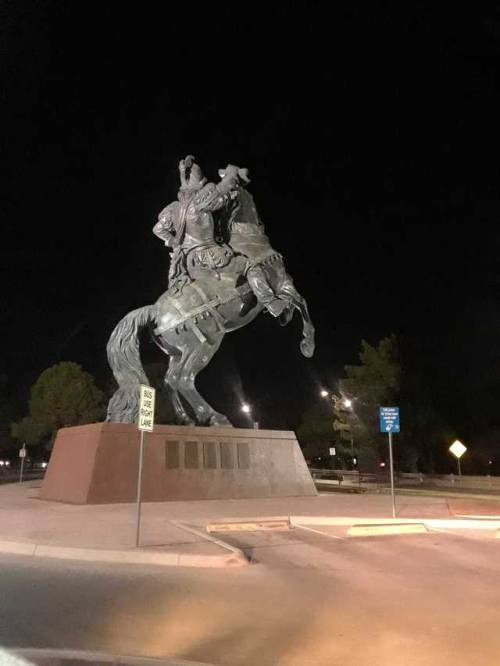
(348, 523, 428, 537)
(206, 518, 291, 533)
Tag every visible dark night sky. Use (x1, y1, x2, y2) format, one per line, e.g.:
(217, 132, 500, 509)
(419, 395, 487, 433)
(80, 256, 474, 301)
(2, 3, 500, 441)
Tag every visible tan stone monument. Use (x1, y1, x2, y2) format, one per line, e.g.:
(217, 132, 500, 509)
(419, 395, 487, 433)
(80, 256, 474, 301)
(41, 422, 316, 504)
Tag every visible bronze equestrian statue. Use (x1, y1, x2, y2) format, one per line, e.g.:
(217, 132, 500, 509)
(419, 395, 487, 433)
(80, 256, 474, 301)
(106, 156, 315, 426)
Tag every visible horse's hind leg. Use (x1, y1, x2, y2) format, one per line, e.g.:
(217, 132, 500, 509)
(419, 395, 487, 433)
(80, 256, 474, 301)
(164, 351, 196, 425)
(155, 332, 195, 425)
(176, 333, 231, 426)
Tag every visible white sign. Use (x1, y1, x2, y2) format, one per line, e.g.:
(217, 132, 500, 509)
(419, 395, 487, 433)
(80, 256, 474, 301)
(19, 447, 26, 458)
(449, 440, 466, 459)
(138, 385, 156, 432)
(329, 447, 336, 456)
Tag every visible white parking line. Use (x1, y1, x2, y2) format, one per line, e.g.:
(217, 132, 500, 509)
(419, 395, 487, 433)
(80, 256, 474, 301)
(295, 524, 343, 539)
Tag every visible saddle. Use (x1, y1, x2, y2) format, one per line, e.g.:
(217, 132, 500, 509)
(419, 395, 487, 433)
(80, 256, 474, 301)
(154, 270, 252, 339)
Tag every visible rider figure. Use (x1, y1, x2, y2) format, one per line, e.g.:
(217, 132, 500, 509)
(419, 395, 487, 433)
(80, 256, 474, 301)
(153, 156, 245, 291)
(154, 156, 289, 318)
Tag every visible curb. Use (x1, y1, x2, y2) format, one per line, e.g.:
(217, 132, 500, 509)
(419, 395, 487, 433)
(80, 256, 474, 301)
(0, 537, 247, 569)
(290, 516, 500, 529)
(13, 647, 215, 665)
(347, 523, 428, 537)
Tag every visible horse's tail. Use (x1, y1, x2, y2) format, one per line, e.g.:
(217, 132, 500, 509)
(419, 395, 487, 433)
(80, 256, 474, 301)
(106, 305, 156, 422)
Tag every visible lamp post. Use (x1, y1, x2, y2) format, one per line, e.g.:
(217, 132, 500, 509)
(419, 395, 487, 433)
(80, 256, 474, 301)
(324, 390, 357, 468)
(341, 397, 355, 465)
(241, 403, 258, 429)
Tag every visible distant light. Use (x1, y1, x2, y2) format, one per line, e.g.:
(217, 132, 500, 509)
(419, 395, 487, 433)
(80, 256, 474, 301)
(449, 440, 467, 459)
(353, 457, 357, 465)
(380, 462, 386, 468)
(320, 390, 329, 398)
(42, 462, 48, 469)
(5, 461, 10, 467)
(343, 398, 352, 408)
(0, 461, 4, 466)
(241, 403, 251, 414)
(489, 460, 493, 465)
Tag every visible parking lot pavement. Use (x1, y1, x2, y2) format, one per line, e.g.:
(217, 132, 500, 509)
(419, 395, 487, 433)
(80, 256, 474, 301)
(2, 523, 500, 666)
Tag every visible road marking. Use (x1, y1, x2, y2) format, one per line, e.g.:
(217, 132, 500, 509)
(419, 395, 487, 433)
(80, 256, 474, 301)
(171, 520, 248, 558)
(294, 524, 343, 539)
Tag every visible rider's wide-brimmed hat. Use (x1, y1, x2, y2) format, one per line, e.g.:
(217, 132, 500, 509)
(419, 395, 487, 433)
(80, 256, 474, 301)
(218, 165, 250, 183)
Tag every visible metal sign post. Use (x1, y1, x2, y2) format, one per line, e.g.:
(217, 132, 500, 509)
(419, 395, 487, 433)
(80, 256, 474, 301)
(136, 384, 156, 547)
(19, 444, 26, 484)
(379, 407, 400, 519)
(388, 431, 395, 518)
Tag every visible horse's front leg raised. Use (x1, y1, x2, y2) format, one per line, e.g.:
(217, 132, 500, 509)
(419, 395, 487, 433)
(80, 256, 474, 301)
(279, 282, 315, 358)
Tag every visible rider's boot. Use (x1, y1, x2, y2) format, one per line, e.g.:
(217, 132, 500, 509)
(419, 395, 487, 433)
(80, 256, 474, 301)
(244, 265, 288, 318)
(266, 299, 288, 317)
(279, 304, 294, 326)
(239, 291, 257, 317)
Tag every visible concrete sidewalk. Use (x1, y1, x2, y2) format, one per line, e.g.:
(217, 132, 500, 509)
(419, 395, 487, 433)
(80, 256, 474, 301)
(1, 481, 499, 567)
(0, 482, 247, 568)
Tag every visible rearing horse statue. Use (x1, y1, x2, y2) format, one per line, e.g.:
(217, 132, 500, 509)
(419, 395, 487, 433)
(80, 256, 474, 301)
(106, 158, 315, 426)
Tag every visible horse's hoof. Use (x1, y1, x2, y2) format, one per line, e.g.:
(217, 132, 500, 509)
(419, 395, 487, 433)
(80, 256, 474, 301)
(300, 339, 315, 358)
(177, 416, 195, 426)
(208, 415, 233, 427)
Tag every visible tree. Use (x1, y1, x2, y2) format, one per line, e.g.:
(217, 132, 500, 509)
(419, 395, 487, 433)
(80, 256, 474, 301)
(334, 335, 400, 471)
(10, 416, 47, 445)
(11, 362, 105, 448)
(296, 402, 337, 465)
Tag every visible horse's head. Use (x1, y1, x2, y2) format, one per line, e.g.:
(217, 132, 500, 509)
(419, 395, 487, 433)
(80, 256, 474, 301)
(228, 186, 263, 229)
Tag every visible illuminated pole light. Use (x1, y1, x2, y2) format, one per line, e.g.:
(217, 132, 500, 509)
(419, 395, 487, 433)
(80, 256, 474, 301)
(343, 398, 352, 408)
(320, 390, 329, 398)
(241, 403, 251, 414)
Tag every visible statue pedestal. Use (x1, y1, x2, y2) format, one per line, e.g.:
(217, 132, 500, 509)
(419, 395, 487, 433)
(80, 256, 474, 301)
(40, 422, 317, 504)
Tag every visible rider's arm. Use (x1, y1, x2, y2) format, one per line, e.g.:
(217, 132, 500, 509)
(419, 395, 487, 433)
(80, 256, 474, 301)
(153, 208, 177, 247)
(195, 166, 241, 213)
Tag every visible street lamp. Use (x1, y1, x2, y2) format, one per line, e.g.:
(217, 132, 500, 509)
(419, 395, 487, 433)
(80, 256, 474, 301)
(320, 389, 329, 398)
(241, 402, 259, 428)
(343, 398, 352, 408)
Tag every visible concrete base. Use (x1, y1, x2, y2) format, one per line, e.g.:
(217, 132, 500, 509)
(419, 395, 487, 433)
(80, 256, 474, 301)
(40, 422, 317, 504)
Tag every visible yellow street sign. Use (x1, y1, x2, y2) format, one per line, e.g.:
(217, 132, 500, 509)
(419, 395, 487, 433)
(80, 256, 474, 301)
(449, 440, 466, 459)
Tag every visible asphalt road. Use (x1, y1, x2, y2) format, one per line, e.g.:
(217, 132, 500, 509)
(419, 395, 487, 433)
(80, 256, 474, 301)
(1, 527, 500, 666)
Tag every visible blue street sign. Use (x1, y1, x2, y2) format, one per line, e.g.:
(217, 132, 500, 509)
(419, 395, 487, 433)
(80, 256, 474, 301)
(379, 407, 400, 433)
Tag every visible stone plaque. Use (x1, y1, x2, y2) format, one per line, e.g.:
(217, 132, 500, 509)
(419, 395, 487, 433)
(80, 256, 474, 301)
(237, 441, 250, 469)
(184, 440, 199, 469)
(220, 441, 235, 469)
(165, 440, 179, 469)
(203, 441, 217, 469)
